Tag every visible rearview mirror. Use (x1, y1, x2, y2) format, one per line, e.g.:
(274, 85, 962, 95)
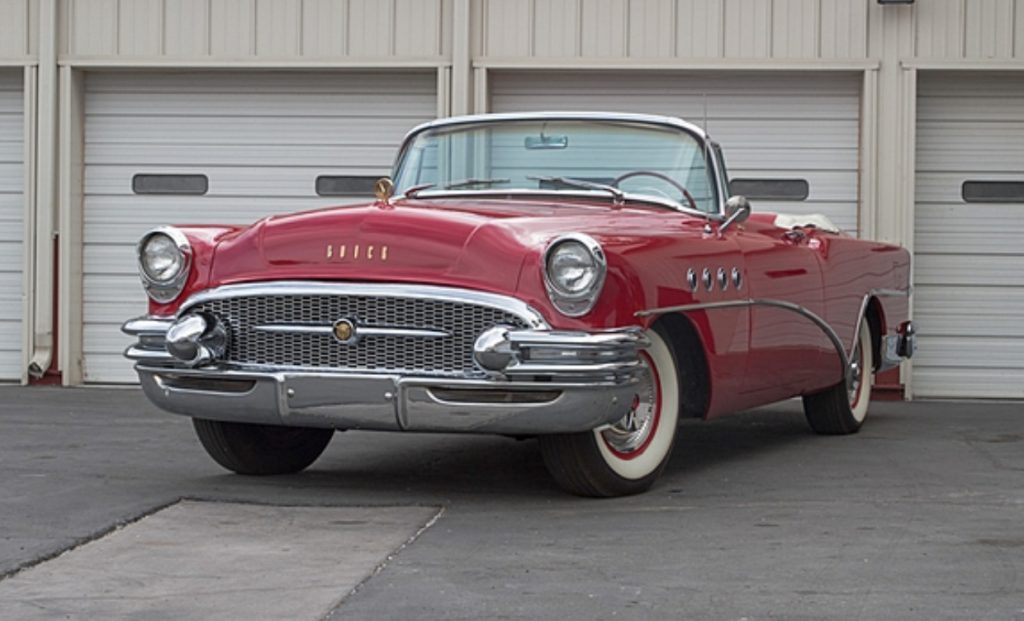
(525, 134, 569, 150)
(720, 195, 751, 233)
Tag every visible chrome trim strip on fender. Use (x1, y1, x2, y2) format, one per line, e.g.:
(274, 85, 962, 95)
(849, 288, 913, 363)
(635, 288, 913, 386)
(636, 298, 852, 383)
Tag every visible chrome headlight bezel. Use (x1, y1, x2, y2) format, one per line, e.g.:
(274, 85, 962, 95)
(542, 233, 607, 317)
(137, 226, 191, 303)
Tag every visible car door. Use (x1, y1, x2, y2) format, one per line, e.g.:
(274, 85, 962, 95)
(736, 218, 833, 402)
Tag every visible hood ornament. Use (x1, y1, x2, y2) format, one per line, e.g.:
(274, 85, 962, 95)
(375, 177, 395, 204)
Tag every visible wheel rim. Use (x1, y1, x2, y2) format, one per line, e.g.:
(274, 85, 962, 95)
(601, 351, 662, 459)
(847, 341, 864, 409)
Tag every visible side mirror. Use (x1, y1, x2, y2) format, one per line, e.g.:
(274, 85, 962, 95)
(720, 195, 751, 233)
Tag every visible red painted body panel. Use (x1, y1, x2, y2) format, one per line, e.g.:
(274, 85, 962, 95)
(151, 196, 912, 419)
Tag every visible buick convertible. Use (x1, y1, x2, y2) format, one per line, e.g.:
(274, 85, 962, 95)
(123, 112, 915, 497)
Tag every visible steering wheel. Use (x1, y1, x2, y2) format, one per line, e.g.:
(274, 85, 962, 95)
(612, 170, 699, 211)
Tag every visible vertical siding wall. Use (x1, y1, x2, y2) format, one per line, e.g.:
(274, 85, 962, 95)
(477, 0, 1024, 63)
(55, 0, 450, 60)
(0, 0, 38, 61)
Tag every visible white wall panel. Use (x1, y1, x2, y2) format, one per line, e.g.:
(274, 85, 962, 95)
(914, 73, 1024, 399)
(0, 72, 24, 379)
(211, 0, 256, 57)
(59, 0, 447, 61)
(0, 0, 36, 60)
(489, 71, 861, 233)
(82, 71, 437, 382)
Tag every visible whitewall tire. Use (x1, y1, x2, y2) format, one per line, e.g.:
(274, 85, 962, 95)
(803, 320, 874, 435)
(539, 326, 680, 497)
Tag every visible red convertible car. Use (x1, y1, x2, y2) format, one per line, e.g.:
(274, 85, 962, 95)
(123, 112, 915, 497)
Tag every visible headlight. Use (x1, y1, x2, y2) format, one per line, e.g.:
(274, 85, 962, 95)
(137, 227, 191, 303)
(543, 234, 606, 317)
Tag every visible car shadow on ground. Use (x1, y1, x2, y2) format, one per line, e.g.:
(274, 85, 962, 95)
(183, 404, 859, 502)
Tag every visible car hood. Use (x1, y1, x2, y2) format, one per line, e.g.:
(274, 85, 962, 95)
(208, 198, 683, 296)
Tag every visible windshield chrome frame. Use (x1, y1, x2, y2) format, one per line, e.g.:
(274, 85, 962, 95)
(391, 112, 727, 219)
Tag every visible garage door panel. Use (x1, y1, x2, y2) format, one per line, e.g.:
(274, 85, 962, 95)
(915, 172, 1024, 202)
(86, 165, 388, 197)
(85, 144, 396, 168)
(913, 369, 1024, 400)
(723, 147, 858, 171)
(914, 336, 1024, 370)
(919, 96, 1024, 121)
(728, 170, 857, 201)
(914, 286, 1024, 338)
(914, 74, 1024, 398)
(87, 71, 435, 93)
(88, 93, 435, 117)
(0, 71, 22, 380)
(916, 255, 1024, 287)
(917, 126, 1024, 172)
(82, 71, 436, 382)
(85, 116, 419, 148)
(752, 201, 858, 234)
(915, 203, 1024, 255)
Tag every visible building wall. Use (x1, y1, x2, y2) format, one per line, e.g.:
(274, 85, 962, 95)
(0, 0, 1021, 388)
(55, 0, 450, 61)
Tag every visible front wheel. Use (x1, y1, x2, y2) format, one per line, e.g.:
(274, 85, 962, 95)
(538, 326, 681, 497)
(192, 419, 334, 475)
(803, 320, 874, 435)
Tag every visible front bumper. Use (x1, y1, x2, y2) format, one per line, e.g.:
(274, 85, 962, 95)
(123, 316, 648, 435)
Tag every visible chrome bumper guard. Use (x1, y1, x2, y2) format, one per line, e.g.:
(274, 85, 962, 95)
(879, 320, 917, 373)
(122, 316, 648, 435)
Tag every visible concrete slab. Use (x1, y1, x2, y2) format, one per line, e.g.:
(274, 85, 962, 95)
(0, 501, 440, 620)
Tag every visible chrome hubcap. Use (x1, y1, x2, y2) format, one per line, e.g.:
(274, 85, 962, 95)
(602, 355, 658, 454)
(847, 344, 863, 405)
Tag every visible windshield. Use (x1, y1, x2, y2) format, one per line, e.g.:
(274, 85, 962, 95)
(393, 119, 719, 213)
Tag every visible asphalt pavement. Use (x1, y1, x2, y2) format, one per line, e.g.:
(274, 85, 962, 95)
(1, 386, 1022, 620)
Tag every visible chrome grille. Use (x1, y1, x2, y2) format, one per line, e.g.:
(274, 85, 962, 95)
(190, 294, 532, 377)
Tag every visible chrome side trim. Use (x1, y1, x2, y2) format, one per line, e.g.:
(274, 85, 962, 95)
(635, 288, 914, 386)
(849, 287, 913, 363)
(253, 324, 450, 339)
(176, 281, 549, 330)
(636, 298, 852, 382)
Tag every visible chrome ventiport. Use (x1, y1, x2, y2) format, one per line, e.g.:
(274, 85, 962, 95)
(166, 313, 227, 367)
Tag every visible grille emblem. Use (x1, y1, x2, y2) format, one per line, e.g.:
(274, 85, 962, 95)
(332, 318, 356, 343)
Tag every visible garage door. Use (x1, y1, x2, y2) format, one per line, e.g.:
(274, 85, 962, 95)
(84, 71, 437, 382)
(489, 71, 861, 234)
(0, 71, 24, 380)
(914, 73, 1024, 399)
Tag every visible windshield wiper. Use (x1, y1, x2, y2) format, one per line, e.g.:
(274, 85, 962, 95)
(527, 175, 624, 203)
(404, 183, 435, 198)
(445, 177, 511, 189)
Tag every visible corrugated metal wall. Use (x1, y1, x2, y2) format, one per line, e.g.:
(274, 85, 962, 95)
(0, 71, 24, 379)
(56, 0, 449, 60)
(914, 72, 1024, 399)
(0, 0, 1009, 65)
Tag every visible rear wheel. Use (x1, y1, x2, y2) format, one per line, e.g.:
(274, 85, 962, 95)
(538, 326, 681, 497)
(192, 419, 333, 475)
(803, 320, 874, 435)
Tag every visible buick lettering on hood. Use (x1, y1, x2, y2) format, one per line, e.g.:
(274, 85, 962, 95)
(123, 112, 915, 497)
